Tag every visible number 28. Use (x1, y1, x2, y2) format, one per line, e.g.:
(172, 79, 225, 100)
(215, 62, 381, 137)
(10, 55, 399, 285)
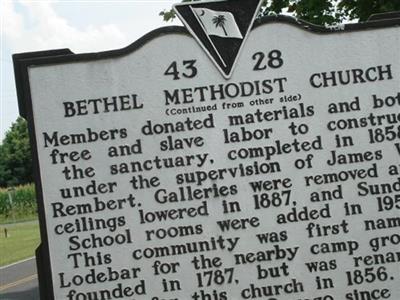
(252, 50, 283, 71)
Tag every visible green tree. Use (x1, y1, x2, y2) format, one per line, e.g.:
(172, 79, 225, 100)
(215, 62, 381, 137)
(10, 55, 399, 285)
(337, 0, 400, 22)
(0, 117, 33, 187)
(161, 0, 400, 25)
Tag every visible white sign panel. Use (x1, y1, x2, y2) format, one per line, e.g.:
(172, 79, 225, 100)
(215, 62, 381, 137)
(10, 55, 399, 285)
(14, 11, 400, 300)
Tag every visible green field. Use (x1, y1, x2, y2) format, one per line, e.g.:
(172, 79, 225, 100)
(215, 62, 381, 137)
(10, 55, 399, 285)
(0, 213, 38, 225)
(0, 221, 40, 266)
(0, 184, 37, 225)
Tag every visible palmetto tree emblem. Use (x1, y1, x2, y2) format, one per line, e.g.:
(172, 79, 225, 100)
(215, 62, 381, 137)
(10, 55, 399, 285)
(175, 1, 261, 78)
(212, 15, 228, 36)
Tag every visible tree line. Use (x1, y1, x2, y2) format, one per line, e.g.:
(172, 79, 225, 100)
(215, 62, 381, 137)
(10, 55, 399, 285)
(0, 117, 33, 187)
(160, 0, 400, 25)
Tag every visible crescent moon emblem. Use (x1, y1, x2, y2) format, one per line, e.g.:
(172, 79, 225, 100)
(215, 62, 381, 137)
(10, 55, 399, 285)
(199, 9, 205, 16)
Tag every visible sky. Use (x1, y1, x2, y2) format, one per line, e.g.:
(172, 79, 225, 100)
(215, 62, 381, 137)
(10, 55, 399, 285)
(0, 0, 180, 141)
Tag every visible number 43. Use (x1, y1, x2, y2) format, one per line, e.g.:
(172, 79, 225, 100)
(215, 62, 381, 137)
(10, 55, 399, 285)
(164, 60, 198, 80)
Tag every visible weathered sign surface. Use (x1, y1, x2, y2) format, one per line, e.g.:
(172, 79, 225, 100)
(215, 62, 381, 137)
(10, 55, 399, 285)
(13, 3, 400, 300)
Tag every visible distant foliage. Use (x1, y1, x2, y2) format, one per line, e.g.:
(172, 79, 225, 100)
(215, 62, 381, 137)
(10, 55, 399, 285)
(0, 184, 37, 219)
(338, 0, 400, 22)
(0, 117, 33, 187)
(160, 0, 400, 25)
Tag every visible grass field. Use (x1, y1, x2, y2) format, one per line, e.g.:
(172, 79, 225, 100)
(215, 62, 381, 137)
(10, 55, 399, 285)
(0, 221, 40, 267)
(0, 213, 38, 225)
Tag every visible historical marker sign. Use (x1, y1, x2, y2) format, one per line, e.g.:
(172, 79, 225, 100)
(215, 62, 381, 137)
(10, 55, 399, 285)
(13, 2, 400, 299)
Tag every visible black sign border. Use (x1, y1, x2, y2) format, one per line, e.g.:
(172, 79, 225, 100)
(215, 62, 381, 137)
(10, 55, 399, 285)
(13, 14, 400, 300)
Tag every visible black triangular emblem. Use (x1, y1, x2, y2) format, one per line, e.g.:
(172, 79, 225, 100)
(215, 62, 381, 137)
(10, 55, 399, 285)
(174, 0, 262, 79)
